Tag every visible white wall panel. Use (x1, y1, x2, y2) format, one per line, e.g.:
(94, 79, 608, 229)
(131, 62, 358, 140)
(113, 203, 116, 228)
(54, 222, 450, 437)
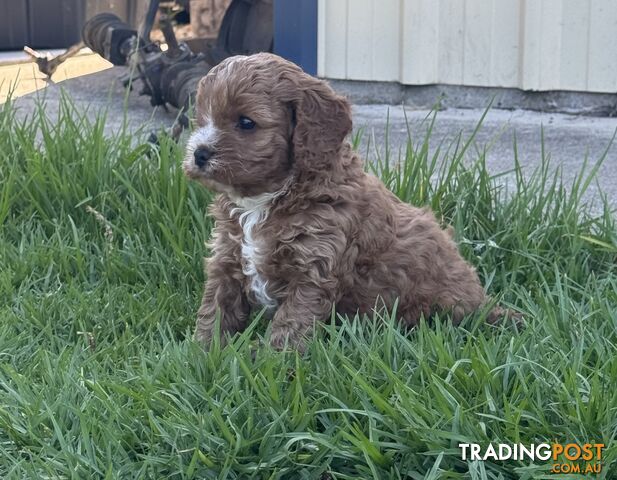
(317, 0, 617, 93)
(588, 0, 617, 92)
(317, 0, 327, 76)
(437, 0, 465, 84)
(489, 0, 521, 87)
(370, 0, 400, 81)
(319, 0, 348, 78)
(560, 0, 590, 91)
(400, 0, 439, 84)
(538, 0, 564, 90)
(346, 0, 373, 80)
(462, 0, 493, 86)
(520, 0, 542, 90)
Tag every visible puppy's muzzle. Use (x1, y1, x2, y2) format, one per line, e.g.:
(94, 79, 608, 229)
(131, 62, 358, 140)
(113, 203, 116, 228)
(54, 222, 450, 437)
(194, 147, 215, 168)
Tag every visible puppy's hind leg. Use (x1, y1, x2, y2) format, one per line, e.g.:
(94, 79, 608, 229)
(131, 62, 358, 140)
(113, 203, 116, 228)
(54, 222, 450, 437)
(432, 267, 489, 325)
(434, 283, 523, 328)
(485, 304, 524, 327)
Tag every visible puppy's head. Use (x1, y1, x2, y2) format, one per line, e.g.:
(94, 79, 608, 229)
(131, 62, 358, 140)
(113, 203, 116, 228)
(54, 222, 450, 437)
(184, 53, 352, 198)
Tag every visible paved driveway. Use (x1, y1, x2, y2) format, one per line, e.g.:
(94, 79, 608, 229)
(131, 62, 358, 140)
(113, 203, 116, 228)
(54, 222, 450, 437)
(11, 67, 617, 210)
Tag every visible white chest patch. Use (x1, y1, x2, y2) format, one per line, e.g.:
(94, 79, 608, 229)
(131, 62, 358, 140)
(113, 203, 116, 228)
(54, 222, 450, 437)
(231, 193, 279, 309)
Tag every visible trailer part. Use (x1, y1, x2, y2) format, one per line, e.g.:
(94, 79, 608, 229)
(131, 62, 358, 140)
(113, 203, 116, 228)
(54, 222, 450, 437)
(23, 43, 84, 79)
(26, 0, 272, 142)
(81, 0, 272, 112)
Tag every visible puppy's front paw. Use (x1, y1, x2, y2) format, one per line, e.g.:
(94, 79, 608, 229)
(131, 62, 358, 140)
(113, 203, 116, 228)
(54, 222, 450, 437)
(194, 318, 229, 349)
(270, 327, 307, 353)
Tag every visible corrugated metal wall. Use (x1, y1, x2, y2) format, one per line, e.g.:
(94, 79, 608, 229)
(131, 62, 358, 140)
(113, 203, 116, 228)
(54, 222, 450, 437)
(317, 0, 617, 93)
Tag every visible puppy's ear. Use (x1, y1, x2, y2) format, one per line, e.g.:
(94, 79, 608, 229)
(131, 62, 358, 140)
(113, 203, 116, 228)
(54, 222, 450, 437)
(284, 72, 352, 174)
(196, 75, 208, 101)
(193, 75, 210, 119)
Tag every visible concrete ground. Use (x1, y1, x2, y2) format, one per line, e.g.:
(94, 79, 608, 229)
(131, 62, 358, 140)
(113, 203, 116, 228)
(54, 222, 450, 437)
(0, 49, 112, 102)
(354, 105, 617, 211)
(8, 66, 617, 210)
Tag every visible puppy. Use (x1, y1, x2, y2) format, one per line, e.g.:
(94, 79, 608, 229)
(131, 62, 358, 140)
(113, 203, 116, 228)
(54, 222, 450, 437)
(184, 53, 506, 350)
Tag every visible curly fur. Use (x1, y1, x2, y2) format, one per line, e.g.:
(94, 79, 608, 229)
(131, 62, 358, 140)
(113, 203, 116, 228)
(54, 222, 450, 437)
(184, 53, 507, 351)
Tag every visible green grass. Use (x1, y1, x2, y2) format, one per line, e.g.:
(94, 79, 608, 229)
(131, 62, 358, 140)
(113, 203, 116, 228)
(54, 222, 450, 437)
(1, 95, 616, 479)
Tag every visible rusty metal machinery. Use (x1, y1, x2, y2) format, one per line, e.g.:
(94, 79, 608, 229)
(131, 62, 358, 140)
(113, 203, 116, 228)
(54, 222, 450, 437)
(81, 0, 272, 113)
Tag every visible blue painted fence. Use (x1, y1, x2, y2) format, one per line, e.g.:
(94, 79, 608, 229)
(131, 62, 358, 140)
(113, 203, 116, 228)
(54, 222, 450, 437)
(273, 0, 318, 75)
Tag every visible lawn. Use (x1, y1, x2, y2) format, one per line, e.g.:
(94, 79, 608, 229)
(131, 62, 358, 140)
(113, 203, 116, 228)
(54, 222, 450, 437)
(0, 96, 616, 479)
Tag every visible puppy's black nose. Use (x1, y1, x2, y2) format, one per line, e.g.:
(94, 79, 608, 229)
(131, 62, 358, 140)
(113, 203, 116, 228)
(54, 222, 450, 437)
(194, 147, 214, 167)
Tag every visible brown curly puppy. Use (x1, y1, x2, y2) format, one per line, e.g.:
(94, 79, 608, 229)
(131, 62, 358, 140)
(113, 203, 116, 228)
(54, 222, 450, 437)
(184, 53, 504, 350)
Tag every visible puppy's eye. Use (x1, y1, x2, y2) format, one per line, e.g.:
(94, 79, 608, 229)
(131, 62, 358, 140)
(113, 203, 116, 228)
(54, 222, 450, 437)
(237, 116, 256, 130)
